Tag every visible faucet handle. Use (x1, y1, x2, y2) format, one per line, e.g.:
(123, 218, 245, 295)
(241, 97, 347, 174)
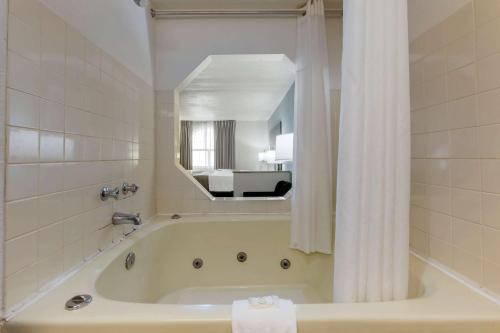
(122, 182, 139, 194)
(100, 186, 120, 201)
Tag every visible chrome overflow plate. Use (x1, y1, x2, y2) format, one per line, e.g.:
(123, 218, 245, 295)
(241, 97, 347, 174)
(192, 258, 203, 269)
(237, 252, 247, 262)
(125, 252, 136, 270)
(280, 259, 291, 269)
(65, 294, 92, 311)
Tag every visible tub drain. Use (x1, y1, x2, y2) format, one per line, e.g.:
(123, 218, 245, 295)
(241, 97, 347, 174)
(65, 294, 92, 311)
(125, 252, 136, 270)
(193, 258, 204, 269)
(237, 252, 247, 262)
(280, 259, 291, 269)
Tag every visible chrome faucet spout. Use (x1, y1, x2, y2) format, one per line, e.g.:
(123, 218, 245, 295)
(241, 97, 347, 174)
(112, 212, 141, 225)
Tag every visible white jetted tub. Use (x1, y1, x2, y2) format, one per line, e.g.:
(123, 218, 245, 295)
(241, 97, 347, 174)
(5, 215, 500, 333)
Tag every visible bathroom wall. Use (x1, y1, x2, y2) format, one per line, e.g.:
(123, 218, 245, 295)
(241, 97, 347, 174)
(407, 0, 472, 41)
(235, 121, 269, 171)
(268, 83, 295, 139)
(0, 0, 8, 317)
(4, 0, 155, 313)
(39, 0, 155, 85)
(409, 0, 500, 296)
(155, 17, 342, 214)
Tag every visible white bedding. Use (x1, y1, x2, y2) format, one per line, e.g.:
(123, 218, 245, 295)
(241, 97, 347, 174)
(208, 170, 233, 192)
(191, 170, 234, 192)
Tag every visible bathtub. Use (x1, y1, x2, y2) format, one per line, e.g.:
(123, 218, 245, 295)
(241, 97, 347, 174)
(5, 215, 500, 333)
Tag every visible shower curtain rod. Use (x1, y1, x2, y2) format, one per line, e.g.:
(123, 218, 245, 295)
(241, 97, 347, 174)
(151, 8, 343, 18)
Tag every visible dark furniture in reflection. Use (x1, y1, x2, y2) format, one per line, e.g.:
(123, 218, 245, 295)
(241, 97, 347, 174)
(211, 191, 234, 197)
(233, 170, 291, 197)
(193, 171, 292, 198)
(243, 180, 292, 197)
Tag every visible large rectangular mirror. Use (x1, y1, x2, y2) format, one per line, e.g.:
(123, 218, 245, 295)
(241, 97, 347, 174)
(176, 54, 295, 199)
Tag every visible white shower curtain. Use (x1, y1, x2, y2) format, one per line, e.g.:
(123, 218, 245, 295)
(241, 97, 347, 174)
(290, 0, 333, 254)
(333, 0, 410, 302)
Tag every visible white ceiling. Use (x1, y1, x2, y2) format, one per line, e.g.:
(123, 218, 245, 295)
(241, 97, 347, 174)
(151, 0, 342, 10)
(179, 54, 295, 121)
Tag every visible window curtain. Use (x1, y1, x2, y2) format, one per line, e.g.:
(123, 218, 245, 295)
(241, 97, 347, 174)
(180, 120, 192, 170)
(333, 0, 410, 302)
(290, 0, 333, 254)
(192, 121, 215, 170)
(214, 120, 236, 169)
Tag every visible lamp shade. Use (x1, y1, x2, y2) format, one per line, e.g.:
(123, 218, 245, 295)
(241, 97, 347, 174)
(275, 133, 293, 161)
(265, 150, 276, 164)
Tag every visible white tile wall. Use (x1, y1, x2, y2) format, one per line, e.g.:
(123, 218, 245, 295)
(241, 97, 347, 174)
(0, 0, 8, 319)
(4, 0, 155, 311)
(408, 0, 472, 41)
(410, 0, 500, 296)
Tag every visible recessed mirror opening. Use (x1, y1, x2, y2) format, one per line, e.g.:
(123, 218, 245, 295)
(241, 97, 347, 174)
(174, 54, 295, 200)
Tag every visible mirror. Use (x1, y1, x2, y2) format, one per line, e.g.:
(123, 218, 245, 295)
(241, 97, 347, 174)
(176, 54, 295, 199)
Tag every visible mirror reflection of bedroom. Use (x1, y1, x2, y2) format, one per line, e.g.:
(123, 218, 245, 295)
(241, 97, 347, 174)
(177, 54, 295, 199)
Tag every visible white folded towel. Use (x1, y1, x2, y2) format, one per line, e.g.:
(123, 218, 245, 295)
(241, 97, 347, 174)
(232, 295, 296, 333)
(248, 295, 279, 309)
